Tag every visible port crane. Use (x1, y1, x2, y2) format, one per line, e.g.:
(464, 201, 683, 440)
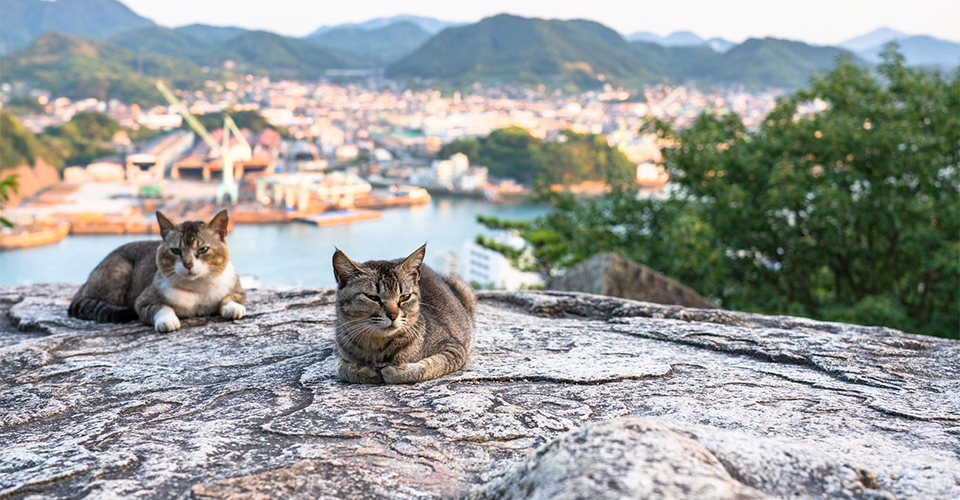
(156, 81, 251, 204)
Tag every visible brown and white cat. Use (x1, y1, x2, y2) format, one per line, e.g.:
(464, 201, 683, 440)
(332, 245, 476, 384)
(69, 210, 246, 332)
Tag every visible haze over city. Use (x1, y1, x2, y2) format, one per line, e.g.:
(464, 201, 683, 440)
(120, 0, 960, 45)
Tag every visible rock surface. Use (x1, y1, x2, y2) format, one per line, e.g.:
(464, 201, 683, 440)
(546, 252, 718, 309)
(1, 284, 958, 499)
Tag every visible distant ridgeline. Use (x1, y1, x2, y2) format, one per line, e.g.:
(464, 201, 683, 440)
(2, 1, 957, 104)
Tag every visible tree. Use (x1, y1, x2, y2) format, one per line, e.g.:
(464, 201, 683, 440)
(438, 126, 635, 185)
(483, 46, 959, 338)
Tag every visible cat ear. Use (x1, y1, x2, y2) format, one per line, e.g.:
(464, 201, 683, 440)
(332, 248, 363, 285)
(400, 244, 426, 280)
(156, 212, 177, 239)
(208, 210, 229, 241)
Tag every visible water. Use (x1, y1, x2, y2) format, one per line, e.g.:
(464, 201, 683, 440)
(0, 197, 549, 287)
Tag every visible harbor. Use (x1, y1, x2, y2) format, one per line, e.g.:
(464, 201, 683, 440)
(0, 194, 549, 288)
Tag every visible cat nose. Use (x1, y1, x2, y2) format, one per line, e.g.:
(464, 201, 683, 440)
(183, 262, 194, 270)
(387, 311, 398, 321)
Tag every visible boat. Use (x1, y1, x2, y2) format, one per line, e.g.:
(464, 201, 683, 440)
(0, 220, 71, 250)
(295, 209, 382, 227)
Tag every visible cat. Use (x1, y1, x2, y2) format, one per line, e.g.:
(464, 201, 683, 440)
(332, 244, 476, 384)
(68, 210, 246, 333)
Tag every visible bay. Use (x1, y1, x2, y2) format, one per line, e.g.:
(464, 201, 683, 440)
(0, 196, 548, 287)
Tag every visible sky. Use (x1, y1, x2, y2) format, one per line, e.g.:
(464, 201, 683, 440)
(119, 0, 960, 45)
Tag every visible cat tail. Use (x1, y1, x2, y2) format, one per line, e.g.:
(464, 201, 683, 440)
(68, 297, 139, 323)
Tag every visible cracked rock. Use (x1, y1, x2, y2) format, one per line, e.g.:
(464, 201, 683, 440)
(0, 285, 957, 499)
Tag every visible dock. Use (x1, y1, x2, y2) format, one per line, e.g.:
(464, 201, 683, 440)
(295, 209, 382, 227)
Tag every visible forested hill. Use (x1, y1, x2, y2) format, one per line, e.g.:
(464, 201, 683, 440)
(1, 0, 154, 53)
(388, 14, 861, 89)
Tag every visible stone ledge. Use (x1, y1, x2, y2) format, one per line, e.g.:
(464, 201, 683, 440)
(1, 285, 957, 499)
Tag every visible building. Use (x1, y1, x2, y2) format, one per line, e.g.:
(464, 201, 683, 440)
(460, 239, 543, 290)
(125, 130, 195, 182)
(254, 171, 372, 212)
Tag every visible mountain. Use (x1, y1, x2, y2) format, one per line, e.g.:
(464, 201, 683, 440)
(174, 24, 250, 44)
(626, 30, 734, 52)
(388, 15, 655, 86)
(107, 28, 375, 78)
(840, 28, 959, 67)
(839, 27, 906, 53)
(0, 0, 155, 54)
(661, 31, 704, 47)
(309, 15, 462, 37)
(389, 15, 852, 89)
(884, 35, 960, 67)
(706, 38, 857, 88)
(705, 38, 736, 53)
(307, 22, 432, 63)
(626, 31, 663, 43)
(108, 26, 211, 61)
(0, 32, 202, 105)
(857, 35, 959, 67)
(214, 31, 376, 78)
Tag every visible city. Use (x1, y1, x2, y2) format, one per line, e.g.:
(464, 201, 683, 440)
(0, 77, 782, 287)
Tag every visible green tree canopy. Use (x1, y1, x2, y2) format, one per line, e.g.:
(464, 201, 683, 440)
(483, 46, 959, 338)
(439, 126, 635, 185)
(0, 111, 55, 169)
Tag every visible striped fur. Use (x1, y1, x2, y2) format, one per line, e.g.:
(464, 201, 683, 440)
(333, 245, 476, 384)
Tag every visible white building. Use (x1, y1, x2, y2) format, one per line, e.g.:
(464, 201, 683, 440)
(460, 239, 543, 290)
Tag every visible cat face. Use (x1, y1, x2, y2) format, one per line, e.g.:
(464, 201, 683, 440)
(333, 245, 425, 337)
(156, 210, 231, 282)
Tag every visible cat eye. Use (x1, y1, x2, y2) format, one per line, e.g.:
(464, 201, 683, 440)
(170, 248, 182, 256)
(399, 294, 411, 302)
(363, 293, 381, 303)
(197, 247, 210, 255)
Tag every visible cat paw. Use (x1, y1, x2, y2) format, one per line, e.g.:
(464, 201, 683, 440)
(220, 301, 246, 320)
(338, 360, 383, 384)
(153, 307, 180, 333)
(382, 362, 425, 384)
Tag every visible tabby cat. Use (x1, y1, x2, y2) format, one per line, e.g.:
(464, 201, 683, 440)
(69, 210, 246, 332)
(332, 245, 476, 384)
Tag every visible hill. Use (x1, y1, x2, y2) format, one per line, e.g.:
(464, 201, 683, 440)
(0, 32, 203, 106)
(174, 24, 250, 44)
(0, 0, 154, 53)
(108, 26, 211, 61)
(838, 27, 906, 53)
(308, 15, 461, 37)
(705, 38, 857, 88)
(388, 14, 655, 87)
(859, 36, 960, 67)
(390, 15, 858, 89)
(107, 28, 375, 79)
(214, 31, 375, 78)
(307, 22, 432, 64)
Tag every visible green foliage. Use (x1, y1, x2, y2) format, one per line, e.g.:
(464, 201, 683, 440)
(0, 173, 20, 227)
(191, 110, 287, 138)
(4, 95, 47, 114)
(0, 32, 205, 106)
(42, 111, 125, 166)
(486, 48, 959, 338)
(438, 127, 635, 184)
(0, 110, 56, 169)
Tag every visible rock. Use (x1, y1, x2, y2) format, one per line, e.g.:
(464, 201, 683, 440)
(468, 418, 774, 500)
(1, 286, 957, 499)
(546, 253, 718, 309)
